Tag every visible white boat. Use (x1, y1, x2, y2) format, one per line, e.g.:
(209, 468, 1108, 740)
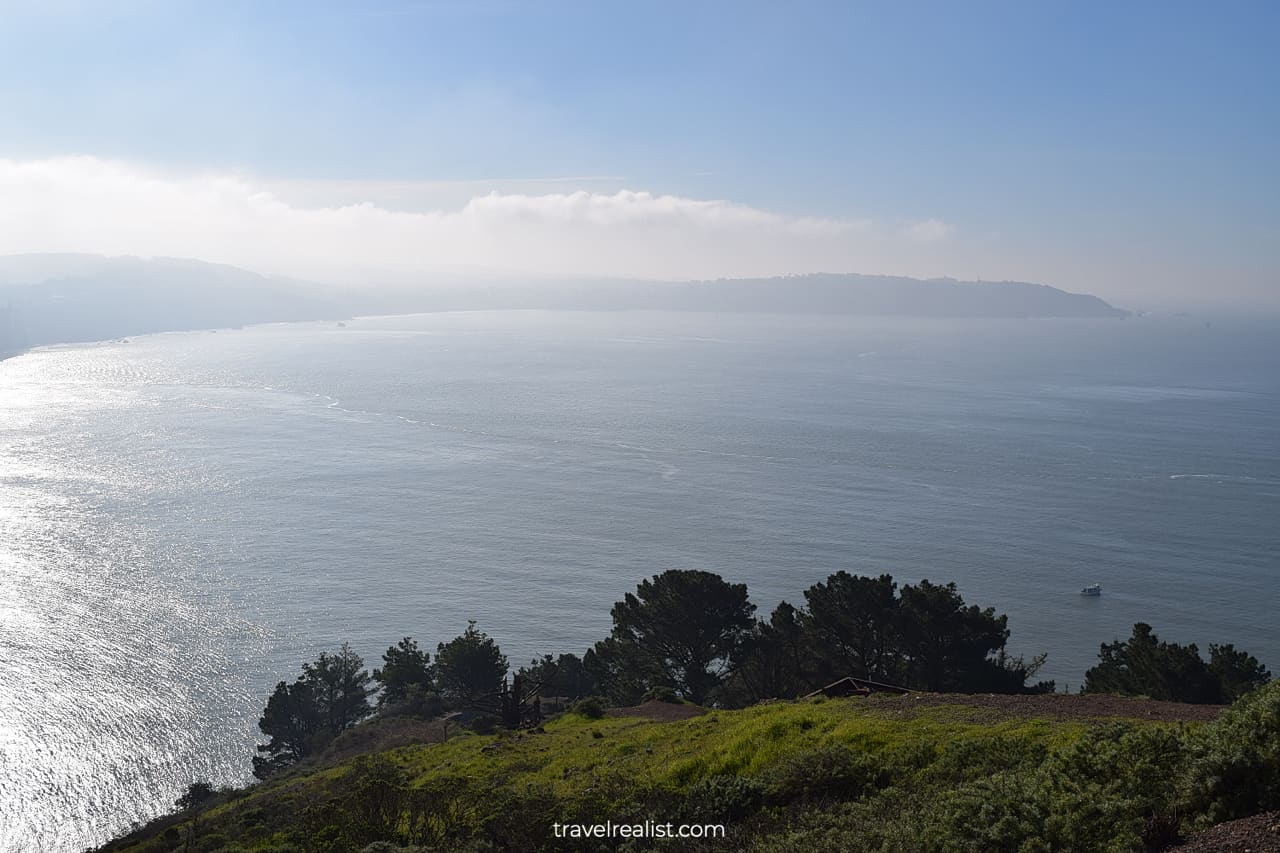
(1081, 583, 1102, 596)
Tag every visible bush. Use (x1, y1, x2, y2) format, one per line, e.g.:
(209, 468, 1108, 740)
(922, 767, 1047, 853)
(681, 774, 766, 822)
(1185, 678, 1280, 826)
(920, 734, 1046, 786)
(466, 714, 500, 735)
(923, 723, 1187, 853)
(571, 697, 606, 719)
(641, 685, 682, 704)
(767, 744, 890, 805)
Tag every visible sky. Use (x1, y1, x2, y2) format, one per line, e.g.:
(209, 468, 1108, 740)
(0, 0, 1276, 309)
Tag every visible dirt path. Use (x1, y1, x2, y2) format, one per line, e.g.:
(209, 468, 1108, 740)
(610, 692, 1225, 724)
(1172, 811, 1280, 851)
(607, 699, 707, 721)
(859, 691, 1225, 723)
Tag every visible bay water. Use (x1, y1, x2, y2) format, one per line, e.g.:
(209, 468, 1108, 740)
(1, 310, 1277, 850)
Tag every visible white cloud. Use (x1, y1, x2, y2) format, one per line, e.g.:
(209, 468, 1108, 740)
(905, 217, 956, 243)
(0, 155, 966, 286)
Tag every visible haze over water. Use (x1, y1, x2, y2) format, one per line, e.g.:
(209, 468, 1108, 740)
(2, 310, 1278, 850)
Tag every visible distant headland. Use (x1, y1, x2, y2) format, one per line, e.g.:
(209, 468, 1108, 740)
(422, 272, 1130, 319)
(0, 254, 1127, 354)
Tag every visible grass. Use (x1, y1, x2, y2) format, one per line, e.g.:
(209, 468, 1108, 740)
(301, 698, 1084, 796)
(97, 695, 1204, 853)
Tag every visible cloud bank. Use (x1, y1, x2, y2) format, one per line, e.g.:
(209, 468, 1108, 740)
(0, 156, 963, 287)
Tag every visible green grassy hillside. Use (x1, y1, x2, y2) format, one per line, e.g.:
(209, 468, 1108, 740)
(98, 685, 1280, 853)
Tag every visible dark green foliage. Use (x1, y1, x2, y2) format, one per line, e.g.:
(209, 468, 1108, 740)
(307, 644, 376, 732)
(1184, 678, 1280, 825)
(966, 649, 1054, 694)
(1086, 623, 1220, 703)
(466, 714, 500, 735)
(741, 795, 925, 853)
(581, 636, 658, 707)
(254, 644, 373, 779)
(599, 569, 756, 704)
(920, 734, 1047, 787)
(680, 775, 765, 822)
(924, 724, 1188, 853)
(254, 679, 323, 778)
(175, 781, 216, 812)
(1208, 643, 1271, 702)
(298, 758, 482, 851)
(435, 622, 508, 708)
(518, 653, 596, 700)
(897, 579, 1012, 692)
(381, 684, 445, 720)
(922, 767, 1047, 853)
(344, 755, 414, 842)
(570, 697, 605, 719)
(173, 780, 221, 853)
(1042, 724, 1187, 851)
(1084, 623, 1270, 704)
(733, 573, 1039, 701)
(725, 601, 816, 705)
(767, 744, 892, 805)
(640, 685, 681, 704)
(189, 832, 231, 851)
(802, 572, 902, 683)
(373, 637, 435, 712)
(470, 782, 563, 853)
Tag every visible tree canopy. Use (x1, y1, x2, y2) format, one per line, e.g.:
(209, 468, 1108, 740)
(1084, 623, 1270, 704)
(896, 579, 1014, 692)
(435, 622, 508, 707)
(751, 572, 1041, 697)
(802, 572, 901, 683)
(518, 653, 596, 700)
(597, 569, 756, 704)
(723, 600, 811, 705)
(254, 643, 372, 778)
(373, 636, 435, 714)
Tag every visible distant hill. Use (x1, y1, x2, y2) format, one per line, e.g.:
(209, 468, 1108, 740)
(0, 254, 341, 352)
(354, 272, 1129, 319)
(678, 273, 1128, 317)
(1, 255, 1126, 354)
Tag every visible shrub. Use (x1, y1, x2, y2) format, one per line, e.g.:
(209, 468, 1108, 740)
(571, 697, 606, 719)
(641, 685, 682, 704)
(1184, 678, 1280, 825)
(767, 744, 890, 805)
(681, 774, 766, 822)
(920, 734, 1046, 786)
(922, 767, 1047, 853)
(466, 714, 500, 735)
(923, 723, 1187, 853)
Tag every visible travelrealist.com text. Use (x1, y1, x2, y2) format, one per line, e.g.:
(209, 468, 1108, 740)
(552, 820, 727, 840)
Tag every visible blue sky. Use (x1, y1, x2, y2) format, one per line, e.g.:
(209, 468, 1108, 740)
(0, 1, 1276, 307)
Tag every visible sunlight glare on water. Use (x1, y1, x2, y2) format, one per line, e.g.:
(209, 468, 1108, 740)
(0, 348, 270, 852)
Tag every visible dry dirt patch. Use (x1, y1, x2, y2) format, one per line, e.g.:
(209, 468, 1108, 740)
(1172, 811, 1280, 852)
(857, 691, 1225, 723)
(606, 699, 707, 721)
